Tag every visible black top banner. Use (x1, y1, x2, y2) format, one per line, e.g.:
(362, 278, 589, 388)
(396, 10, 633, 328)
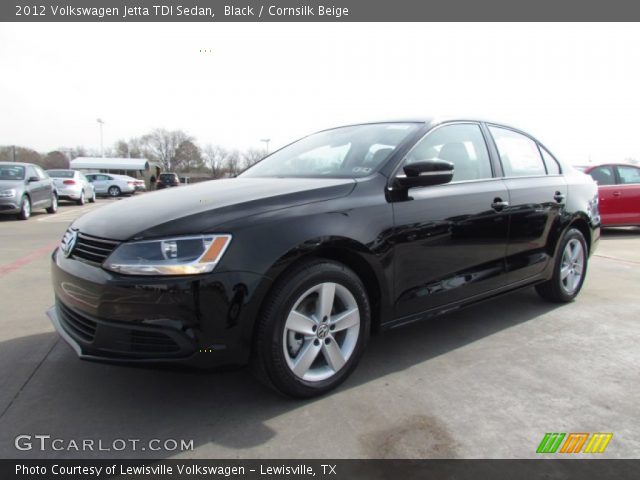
(4, 0, 640, 22)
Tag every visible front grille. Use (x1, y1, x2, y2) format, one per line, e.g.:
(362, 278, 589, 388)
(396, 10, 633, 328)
(58, 301, 97, 342)
(55, 298, 193, 358)
(130, 330, 181, 354)
(72, 232, 119, 264)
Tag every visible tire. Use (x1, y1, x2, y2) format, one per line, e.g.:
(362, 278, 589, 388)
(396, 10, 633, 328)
(536, 228, 588, 303)
(77, 191, 85, 205)
(46, 193, 58, 214)
(251, 260, 371, 398)
(108, 186, 121, 197)
(89, 190, 96, 203)
(17, 195, 31, 220)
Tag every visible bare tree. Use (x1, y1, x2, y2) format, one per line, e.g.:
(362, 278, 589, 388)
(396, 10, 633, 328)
(241, 148, 267, 170)
(225, 149, 242, 176)
(42, 151, 68, 169)
(203, 144, 228, 178)
(174, 140, 204, 172)
(140, 129, 192, 171)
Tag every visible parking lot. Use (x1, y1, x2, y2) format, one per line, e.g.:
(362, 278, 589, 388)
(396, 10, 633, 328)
(0, 198, 638, 459)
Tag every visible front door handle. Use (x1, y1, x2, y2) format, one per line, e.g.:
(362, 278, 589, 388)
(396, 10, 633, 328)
(491, 198, 509, 211)
(553, 191, 566, 203)
(612, 191, 621, 197)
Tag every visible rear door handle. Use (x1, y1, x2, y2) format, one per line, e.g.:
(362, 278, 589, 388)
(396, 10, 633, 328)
(491, 198, 509, 211)
(553, 191, 566, 203)
(612, 191, 621, 197)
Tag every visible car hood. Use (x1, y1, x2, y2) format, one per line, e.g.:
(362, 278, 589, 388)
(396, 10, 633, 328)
(72, 177, 356, 240)
(0, 179, 23, 190)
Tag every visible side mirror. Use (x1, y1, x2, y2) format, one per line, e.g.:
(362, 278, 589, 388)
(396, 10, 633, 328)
(27, 176, 39, 183)
(395, 159, 454, 189)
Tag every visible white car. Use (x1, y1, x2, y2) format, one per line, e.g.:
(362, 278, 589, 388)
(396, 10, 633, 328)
(85, 173, 136, 197)
(47, 169, 96, 205)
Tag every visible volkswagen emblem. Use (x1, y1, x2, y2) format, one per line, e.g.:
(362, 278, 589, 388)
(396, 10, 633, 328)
(316, 323, 330, 340)
(60, 229, 78, 258)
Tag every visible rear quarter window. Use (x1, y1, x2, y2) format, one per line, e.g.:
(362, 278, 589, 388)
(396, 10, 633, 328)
(489, 126, 546, 177)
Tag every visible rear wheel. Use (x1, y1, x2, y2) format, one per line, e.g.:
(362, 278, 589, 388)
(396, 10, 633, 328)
(77, 190, 85, 205)
(252, 260, 370, 398)
(108, 186, 121, 197)
(46, 194, 57, 214)
(89, 189, 96, 203)
(536, 228, 588, 302)
(17, 195, 31, 220)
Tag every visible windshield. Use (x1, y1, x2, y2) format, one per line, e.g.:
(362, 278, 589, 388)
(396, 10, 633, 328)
(240, 123, 420, 178)
(0, 165, 25, 181)
(47, 170, 74, 178)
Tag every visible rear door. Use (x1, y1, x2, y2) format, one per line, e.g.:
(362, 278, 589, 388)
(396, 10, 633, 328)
(614, 165, 640, 225)
(487, 125, 568, 283)
(91, 174, 109, 194)
(392, 122, 510, 320)
(586, 165, 621, 225)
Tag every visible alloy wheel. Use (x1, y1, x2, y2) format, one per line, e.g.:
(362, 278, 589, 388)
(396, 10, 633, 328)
(22, 197, 31, 218)
(282, 282, 360, 382)
(560, 238, 584, 294)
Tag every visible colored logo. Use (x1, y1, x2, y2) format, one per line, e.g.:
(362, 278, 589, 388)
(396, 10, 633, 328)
(536, 433, 613, 454)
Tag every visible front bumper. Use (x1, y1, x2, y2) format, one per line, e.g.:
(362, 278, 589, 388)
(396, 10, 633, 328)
(0, 197, 20, 214)
(48, 248, 270, 368)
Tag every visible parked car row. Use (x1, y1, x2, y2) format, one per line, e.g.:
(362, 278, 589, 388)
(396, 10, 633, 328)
(0, 162, 151, 220)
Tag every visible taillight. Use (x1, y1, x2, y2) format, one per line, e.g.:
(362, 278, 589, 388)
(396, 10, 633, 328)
(63, 180, 76, 185)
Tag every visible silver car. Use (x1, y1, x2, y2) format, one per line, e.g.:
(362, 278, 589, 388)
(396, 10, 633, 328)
(0, 162, 58, 220)
(85, 173, 136, 197)
(47, 169, 96, 205)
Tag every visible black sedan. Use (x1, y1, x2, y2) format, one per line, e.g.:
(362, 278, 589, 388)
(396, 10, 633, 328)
(47, 119, 600, 397)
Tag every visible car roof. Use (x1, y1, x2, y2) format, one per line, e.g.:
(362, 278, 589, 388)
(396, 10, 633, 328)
(0, 161, 35, 167)
(323, 116, 531, 134)
(582, 162, 640, 170)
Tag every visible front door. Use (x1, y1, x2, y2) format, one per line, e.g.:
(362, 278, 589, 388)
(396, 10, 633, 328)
(391, 123, 510, 321)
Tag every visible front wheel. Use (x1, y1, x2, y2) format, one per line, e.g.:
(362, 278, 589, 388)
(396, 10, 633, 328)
(108, 186, 121, 197)
(536, 228, 588, 302)
(252, 260, 370, 398)
(17, 195, 31, 220)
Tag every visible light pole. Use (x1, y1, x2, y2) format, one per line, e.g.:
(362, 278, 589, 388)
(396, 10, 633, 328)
(96, 118, 105, 157)
(260, 138, 271, 154)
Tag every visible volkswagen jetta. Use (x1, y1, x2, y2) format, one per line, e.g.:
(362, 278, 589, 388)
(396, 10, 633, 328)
(47, 119, 600, 397)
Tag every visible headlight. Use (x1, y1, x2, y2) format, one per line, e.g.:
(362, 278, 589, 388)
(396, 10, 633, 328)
(103, 235, 232, 276)
(0, 189, 16, 198)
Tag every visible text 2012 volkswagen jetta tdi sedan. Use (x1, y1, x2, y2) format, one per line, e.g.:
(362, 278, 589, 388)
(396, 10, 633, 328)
(48, 119, 600, 397)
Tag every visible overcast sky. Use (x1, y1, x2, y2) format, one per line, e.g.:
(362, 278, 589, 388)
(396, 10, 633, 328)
(1, 23, 639, 164)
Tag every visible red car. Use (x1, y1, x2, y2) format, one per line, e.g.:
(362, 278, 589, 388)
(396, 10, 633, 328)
(579, 163, 640, 226)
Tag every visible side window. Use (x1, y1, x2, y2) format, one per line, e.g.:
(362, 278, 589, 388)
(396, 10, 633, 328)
(25, 166, 37, 180)
(403, 123, 493, 182)
(616, 166, 640, 185)
(540, 146, 561, 175)
(588, 166, 615, 186)
(35, 166, 48, 179)
(489, 126, 546, 177)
